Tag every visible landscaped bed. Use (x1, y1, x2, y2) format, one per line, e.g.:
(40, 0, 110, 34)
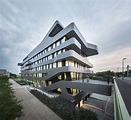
(31, 90, 98, 120)
(16, 80, 33, 86)
(16, 80, 28, 85)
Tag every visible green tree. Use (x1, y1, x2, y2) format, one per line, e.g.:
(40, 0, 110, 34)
(0, 76, 23, 120)
(96, 70, 115, 77)
(10, 73, 17, 79)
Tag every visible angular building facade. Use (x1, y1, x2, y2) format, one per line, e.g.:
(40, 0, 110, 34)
(18, 21, 111, 106)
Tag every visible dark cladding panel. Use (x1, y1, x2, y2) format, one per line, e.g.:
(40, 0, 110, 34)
(49, 24, 63, 37)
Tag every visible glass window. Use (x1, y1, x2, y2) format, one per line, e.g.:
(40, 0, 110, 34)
(61, 37, 66, 43)
(68, 60, 71, 66)
(53, 43, 55, 48)
(33, 73, 36, 77)
(50, 44, 53, 49)
(64, 73, 66, 80)
(63, 49, 65, 52)
(50, 54, 52, 59)
(58, 61, 62, 67)
(42, 73, 45, 77)
(47, 64, 49, 69)
(77, 63, 79, 68)
(66, 60, 69, 66)
(42, 73, 47, 77)
(71, 61, 74, 67)
(67, 60, 74, 67)
(48, 46, 51, 51)
(44, 65, 46, 69)
(43, 65, 45, 70)
(58, 75, 62, 80)
(79, 64, 81, 69)
(86, 66, 88, 70)
(75, 62, 77, 67)
(48, 56, 50, 60)
(82, 65, 84, 69)
(42, 73, 44, 77)
(56, 41, 60, 46)
(39, 73, 42, 77)
(53, 62, 56, 68)
(52, 54, 54, 58)
(81, 64, 82, 69)
(50, 64, 52, 69)
(47, 64, 48, 69)
(58, 50, 61, 55)
(54, 52, 57, 57)
(38, 66, 41, 70)
(45, 57, 48, 61)
(70, 72, 76, 80)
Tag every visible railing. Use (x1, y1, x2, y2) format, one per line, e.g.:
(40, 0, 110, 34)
(114, 80, 131, 120)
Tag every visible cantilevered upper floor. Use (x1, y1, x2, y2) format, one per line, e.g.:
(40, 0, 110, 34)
(18, 20, 98, 67)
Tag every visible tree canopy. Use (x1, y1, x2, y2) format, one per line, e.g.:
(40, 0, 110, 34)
(0, 76, 23, 120)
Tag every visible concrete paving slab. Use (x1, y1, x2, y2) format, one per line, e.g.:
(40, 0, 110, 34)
(9, 79, 62, 120)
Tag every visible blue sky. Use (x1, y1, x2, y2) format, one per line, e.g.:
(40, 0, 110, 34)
(0, 0, 131, 74)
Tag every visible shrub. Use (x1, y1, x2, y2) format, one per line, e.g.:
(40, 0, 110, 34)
(0, 76, 23, 120)
(31, 90, 98, 120)
(16, 81, 27, 85)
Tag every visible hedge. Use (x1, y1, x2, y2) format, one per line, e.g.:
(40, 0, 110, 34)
(0, 76, 23, 120)
(31, 90, 98, 120)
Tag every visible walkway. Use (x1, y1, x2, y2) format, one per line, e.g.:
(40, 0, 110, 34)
(115, 77, 131, 116)
(9, 79, 62, 120)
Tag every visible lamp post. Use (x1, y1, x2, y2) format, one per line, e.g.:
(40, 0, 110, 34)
(122, 57, 126, 80)
(127, 65, 129, 77)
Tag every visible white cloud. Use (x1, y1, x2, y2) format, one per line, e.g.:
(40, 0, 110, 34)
(0, 0, 131, 74)
(89, 46, 131, 72)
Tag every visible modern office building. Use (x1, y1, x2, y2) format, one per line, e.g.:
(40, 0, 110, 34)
(18, 21, 111, 106)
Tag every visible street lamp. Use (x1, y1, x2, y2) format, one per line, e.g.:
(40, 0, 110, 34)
(122, 57, 126, 80)
(117, 67, 119, 72)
